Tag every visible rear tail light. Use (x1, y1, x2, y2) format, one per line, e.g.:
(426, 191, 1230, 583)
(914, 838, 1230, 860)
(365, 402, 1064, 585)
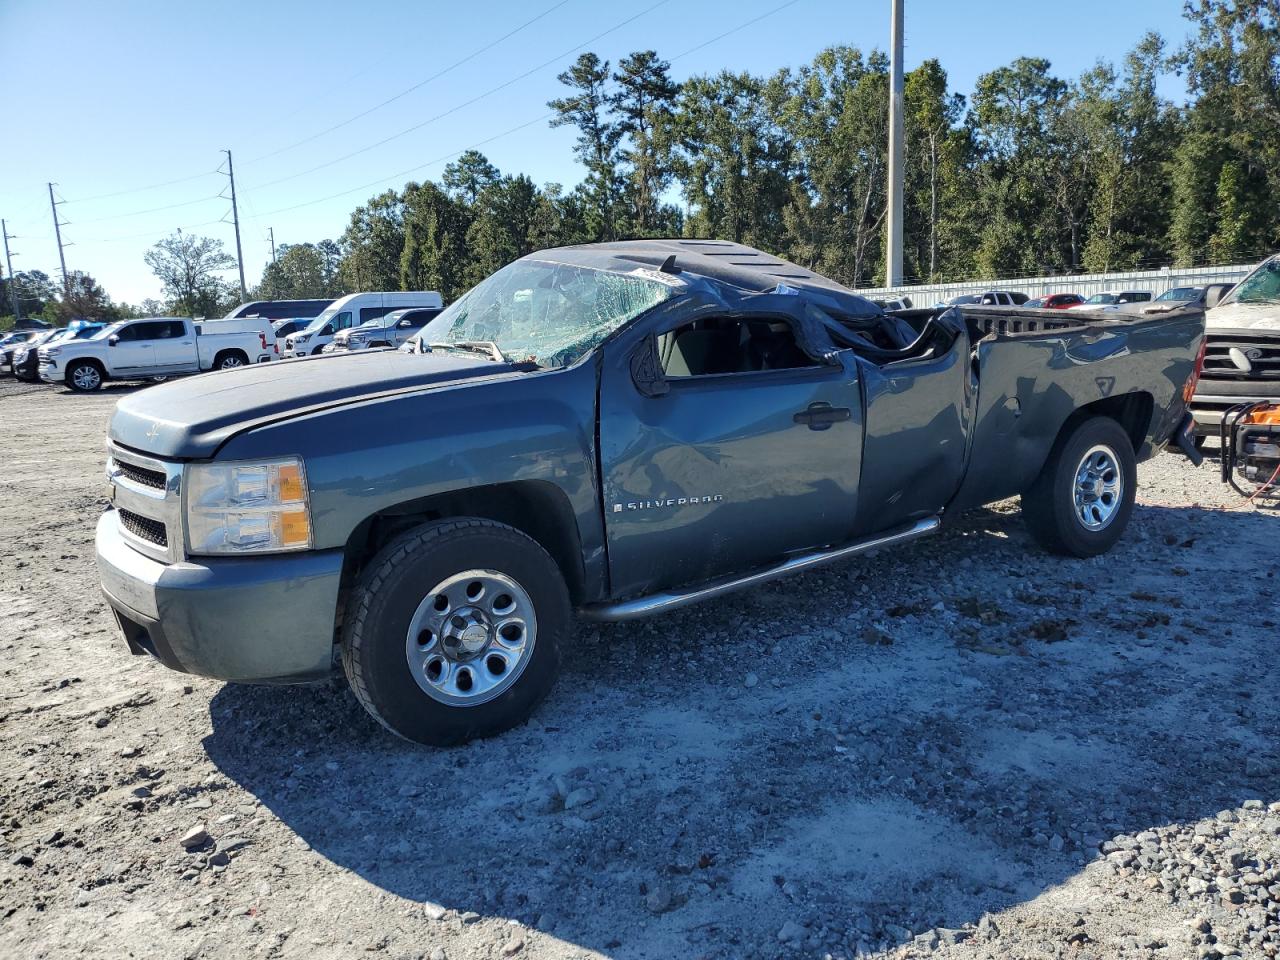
(259, 332, 268, 350)
(1183, 337, 1208, 403)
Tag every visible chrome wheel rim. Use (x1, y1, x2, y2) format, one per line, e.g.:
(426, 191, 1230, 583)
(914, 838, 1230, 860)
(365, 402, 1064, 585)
(73, 365, 100, 390)
(219, 356, 244, 369)
(404, 569, 537, 707)
(1073, 444, 1122, 530)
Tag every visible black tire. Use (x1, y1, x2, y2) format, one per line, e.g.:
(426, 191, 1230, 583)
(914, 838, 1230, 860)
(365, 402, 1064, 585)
(1022, 416, 1137, 558)
(214, 350, 248, 370)
(311, 345, 325, 356)
(65, 360, 104, 392)
(341, 518, 568, 746)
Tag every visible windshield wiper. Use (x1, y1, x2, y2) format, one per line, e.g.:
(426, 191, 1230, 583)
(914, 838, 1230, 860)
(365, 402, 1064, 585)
(427, 340, 510, 363)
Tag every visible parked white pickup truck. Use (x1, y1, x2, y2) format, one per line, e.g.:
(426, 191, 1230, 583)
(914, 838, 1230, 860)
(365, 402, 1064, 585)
(39, 316, 274, 392)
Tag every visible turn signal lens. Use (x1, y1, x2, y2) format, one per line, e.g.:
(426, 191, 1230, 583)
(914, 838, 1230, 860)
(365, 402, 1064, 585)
(277, 462, 305, 502)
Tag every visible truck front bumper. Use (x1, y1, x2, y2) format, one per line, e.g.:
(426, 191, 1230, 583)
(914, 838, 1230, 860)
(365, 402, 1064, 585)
(95, 510, 344, 683)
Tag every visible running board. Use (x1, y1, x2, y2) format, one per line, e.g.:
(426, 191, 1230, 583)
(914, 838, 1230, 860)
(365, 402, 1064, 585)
(578, 517, 941, 622)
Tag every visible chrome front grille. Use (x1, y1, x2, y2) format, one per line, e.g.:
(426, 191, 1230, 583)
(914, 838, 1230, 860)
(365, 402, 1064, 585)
(114, 460, 167, 490)
(107, 443, 184, 563)
(118, 509, 168, 547)
(1202, 334, 1280, 381)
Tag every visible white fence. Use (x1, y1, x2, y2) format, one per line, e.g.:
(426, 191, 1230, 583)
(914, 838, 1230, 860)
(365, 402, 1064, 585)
(857, 262, 1256, 305)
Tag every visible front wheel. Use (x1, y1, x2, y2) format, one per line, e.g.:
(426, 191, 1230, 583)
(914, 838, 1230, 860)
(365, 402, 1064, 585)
(66, 361, 103, 392)
(1022, 416, 1137, 557)
(341, 518, 568, 746)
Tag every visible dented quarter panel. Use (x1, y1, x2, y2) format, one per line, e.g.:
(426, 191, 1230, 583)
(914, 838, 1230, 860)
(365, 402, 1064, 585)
(948, 308, 1203, 512)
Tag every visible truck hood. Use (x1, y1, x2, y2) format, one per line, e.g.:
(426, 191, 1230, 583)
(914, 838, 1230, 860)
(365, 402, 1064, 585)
(1206, 301, 1280, 332)
(110, 350, 508, 459)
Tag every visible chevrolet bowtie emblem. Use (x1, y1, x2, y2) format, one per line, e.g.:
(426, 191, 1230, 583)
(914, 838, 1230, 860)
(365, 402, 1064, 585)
(146, 421, 161, 440)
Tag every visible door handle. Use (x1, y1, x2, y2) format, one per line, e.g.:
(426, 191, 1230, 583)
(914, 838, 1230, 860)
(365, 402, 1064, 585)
(793, 402, 851, 431)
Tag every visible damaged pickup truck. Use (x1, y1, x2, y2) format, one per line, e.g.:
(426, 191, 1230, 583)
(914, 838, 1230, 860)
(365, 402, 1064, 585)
(96, 240, 1205, 745)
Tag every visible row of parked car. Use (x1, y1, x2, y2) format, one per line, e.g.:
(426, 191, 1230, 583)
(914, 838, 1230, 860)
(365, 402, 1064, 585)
(937, 282, 1237, 312)
(0, 290, 445, 391)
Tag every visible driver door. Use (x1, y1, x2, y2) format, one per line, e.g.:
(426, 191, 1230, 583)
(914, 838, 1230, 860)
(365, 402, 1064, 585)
(598, 302, 864, 598)
(109, 322, 156, 372)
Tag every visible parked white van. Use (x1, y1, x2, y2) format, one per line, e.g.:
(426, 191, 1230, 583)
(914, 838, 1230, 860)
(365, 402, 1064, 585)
(282, 291, 443, 357)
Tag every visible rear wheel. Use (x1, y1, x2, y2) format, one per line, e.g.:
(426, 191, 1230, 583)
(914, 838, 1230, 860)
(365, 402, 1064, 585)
(66, 360, 103, 392)
(341, 518, 568, 746)
(214, 350, 247, 370)
(1022, 416, 1137, 557)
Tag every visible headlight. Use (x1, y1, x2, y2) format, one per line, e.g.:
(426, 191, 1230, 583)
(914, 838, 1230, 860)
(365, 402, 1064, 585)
(294, 334, 311, 343)
(45, 347, 61, 357)
(184, 457, 312, 555)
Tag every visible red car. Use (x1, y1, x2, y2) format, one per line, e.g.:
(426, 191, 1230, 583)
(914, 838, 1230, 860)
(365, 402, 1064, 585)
(1040, 293, 1085, 309)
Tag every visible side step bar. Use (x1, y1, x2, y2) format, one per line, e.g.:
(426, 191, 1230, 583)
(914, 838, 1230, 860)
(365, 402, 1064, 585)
(578, 516, 941, 622)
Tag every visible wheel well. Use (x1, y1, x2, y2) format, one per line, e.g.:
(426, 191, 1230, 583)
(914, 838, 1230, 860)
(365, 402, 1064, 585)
(1065, 391, 1154, 453)
(214, 348, 248, 366)
(340, 481, 588, 607)
(66, 357, 104, 375)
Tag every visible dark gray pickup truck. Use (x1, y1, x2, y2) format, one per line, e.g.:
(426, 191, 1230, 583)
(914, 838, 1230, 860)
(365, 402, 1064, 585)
(96, 240, 1204, 745)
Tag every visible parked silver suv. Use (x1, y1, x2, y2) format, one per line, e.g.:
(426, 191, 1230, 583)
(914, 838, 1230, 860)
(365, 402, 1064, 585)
(327, 307, 442, 352)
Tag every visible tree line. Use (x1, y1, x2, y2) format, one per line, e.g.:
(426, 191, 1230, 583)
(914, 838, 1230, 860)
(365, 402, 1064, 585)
(3, 1, 1276, 327)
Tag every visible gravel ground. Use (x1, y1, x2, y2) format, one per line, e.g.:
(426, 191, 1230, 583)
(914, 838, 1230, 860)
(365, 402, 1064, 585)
(1, 375, 1278, 960)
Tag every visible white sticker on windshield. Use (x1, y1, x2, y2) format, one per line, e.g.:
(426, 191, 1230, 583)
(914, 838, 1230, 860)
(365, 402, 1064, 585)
(773, 283, 802, 296)
(630, 267, 689, 288)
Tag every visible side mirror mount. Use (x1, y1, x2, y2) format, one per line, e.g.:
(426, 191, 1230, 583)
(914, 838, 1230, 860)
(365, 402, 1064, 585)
(108, 335, 119, 347)
(630, 336, 669, 398)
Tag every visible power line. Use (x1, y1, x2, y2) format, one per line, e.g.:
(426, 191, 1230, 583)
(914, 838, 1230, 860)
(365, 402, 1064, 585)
(63, 169, 222, 205)
(257, 112, 556, 216)
(246, 0, 672, 193)
(74, 219, 227, 245)
(667, 0, 803, 62)
(256, 0, 807, 217)
(244, 0, 574, 164)
(69, 193, 224, 224)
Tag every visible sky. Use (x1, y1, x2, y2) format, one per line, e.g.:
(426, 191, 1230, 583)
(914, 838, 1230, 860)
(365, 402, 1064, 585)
(0, 0, 1192, 306)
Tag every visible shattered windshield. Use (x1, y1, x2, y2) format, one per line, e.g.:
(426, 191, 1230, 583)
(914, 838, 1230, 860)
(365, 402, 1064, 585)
(1222, 257, 1280, 306)
(414, 259, 678, 368)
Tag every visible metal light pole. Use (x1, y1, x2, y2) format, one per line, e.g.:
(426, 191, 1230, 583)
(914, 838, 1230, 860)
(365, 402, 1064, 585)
(223, 150, 248, 301)
(2, 219, 21, 321)
(48, 182, 71, 297)
(886, 0, 905, 287)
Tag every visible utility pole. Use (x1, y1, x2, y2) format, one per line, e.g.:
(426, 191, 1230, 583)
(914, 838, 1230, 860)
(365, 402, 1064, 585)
(48, 182, 71, 297)
(2, 219, 21, 321)
(885, 0, 905, 287)
(268, 226, 277, 264)
(222, 149, 247, 300)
